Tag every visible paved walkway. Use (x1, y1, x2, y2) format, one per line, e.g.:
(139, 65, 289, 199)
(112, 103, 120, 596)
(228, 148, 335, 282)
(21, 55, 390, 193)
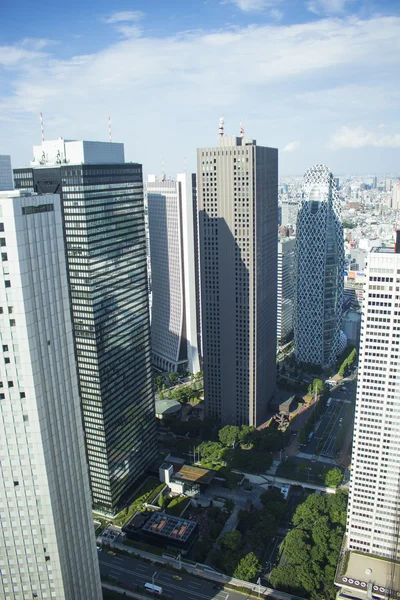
(296, 452, 337, 465)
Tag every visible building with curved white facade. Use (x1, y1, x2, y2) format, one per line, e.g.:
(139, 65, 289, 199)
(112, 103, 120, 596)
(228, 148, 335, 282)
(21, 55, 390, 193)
(293, 164, 344, 367)
(147, 174, 200, 374)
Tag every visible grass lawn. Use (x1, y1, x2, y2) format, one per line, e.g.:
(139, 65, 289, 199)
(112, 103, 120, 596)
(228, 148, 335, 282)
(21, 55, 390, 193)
(166, 496, 191, 516)
(112, 477, 162, 527)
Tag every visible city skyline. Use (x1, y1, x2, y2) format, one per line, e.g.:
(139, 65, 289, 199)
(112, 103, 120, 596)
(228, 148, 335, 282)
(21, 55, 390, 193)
(1, 1, 400, 175)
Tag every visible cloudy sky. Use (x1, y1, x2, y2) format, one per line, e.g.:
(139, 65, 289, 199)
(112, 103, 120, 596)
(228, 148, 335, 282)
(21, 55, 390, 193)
(1, 0, 400, 176)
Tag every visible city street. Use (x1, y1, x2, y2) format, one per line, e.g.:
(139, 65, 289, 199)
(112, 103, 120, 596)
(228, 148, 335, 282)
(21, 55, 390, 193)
(99, 551, 303, 599)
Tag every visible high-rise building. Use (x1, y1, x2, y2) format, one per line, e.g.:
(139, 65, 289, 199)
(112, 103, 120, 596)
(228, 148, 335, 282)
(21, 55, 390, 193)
(280, 201, 299, 228)
(293, 165, 345, 367)
(0, 155, 13, 191)
(335, 241, 400, 600)
(14, 138, 157, 513)
(0, 190, 102, 600)
(372, 175, 378, 189)
(277, 237, 295, 344)
(197, 130, 278, 426)
(147, 173, 201, 374)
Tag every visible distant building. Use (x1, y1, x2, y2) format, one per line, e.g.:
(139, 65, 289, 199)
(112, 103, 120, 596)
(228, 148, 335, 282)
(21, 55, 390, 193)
(147, 174, 201, 373)
(0, 155, 13, 191)
(372, 175, 377, 188)
(293, 165, 345, 367)
(197, 127, 278, 426)
(281, 201, 299, 228)
(0, 190, 102, 600)
(277, 237, 295, 344)
(14, 138, 157, 513)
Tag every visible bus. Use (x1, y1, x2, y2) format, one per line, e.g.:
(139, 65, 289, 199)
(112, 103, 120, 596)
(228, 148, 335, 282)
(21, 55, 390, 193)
(144, 582, 163, 595)
(307, 432, 314, 442)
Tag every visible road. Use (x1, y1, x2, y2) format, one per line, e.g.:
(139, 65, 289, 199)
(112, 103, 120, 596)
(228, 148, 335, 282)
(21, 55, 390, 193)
(99, 551, 304, 600)
(300, 380, 356, 458)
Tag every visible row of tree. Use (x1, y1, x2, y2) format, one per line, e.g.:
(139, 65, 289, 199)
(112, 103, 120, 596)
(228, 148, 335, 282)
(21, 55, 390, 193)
(338, 348, 357, 378)
(269, 491, 348, 599)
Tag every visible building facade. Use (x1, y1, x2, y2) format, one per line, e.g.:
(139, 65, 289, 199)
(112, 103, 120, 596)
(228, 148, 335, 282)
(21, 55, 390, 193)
(280, 201, 298, 229)
(147, 174, 200, 373)
(14, 139, 157, 513)
(293, 164, 344, 367)
(0, 190, 101, 600)
(0, 155, 13, 191)
(197, 133, 277, 426)
(346, 246, 400, 559)
(277, 237, 295, 344)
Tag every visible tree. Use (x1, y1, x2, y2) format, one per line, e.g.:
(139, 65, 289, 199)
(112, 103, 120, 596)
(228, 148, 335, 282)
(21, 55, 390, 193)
(325, 467, 343, 488)
(269, 565, 301, 592)
(198, 441, 224, 463)
(154, 375, 165, 391)
(238, 425, 256, 448)
(233, 552, 261, 581)
(309, 378, 323, 395)
(219, 425, 240, 447)
(220, 530, 242, 551)
(283, 528, 311, 566)
(168, 372, 179, 386)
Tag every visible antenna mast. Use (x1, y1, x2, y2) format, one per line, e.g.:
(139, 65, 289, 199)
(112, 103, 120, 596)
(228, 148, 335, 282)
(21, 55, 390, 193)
(240, 121, 245, 140)
(219, 116, 224, 138)
(108, 116, 112, 143)
(40, 112, 45, 142)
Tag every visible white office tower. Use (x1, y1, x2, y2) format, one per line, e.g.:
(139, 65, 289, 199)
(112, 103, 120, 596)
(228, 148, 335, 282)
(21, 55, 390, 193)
(0, 190, 102, 600)
(0, 155, 13, 191)
(277, 237, 295, 344)
(336, 240, 400, 600)
(147, 174, 200, 373)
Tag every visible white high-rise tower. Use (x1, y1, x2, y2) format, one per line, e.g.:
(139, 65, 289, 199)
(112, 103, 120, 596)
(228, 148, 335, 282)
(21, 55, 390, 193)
(0, 190, 102, 600)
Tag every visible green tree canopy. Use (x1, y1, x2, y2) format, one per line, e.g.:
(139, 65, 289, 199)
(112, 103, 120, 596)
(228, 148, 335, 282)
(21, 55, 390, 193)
(283, 528, 311, 566)
(219, 530, 242, 551)
(198, 441, 224, 463)
(168, 372, 179, 385)
(269, 565, 301, 593)
(233, 552, 262, 581)
(292, 493, 327, 530)
(218, 425, 240, 447)
(325, 467, 343, 488)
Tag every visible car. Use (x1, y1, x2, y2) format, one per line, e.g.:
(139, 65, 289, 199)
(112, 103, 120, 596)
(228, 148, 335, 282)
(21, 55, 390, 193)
(173, 575, 182, 581)
(339, 418, 343, 424)
(108, 551, 117, 556)
(96, 546, 102, 552)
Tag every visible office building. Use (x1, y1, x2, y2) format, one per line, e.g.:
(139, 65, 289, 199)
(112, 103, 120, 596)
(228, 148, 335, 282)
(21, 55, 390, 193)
(147, 174, 200, 373)
(0, 155, 13, 191)
(336, 241, 400, 600)
(0, 190, 102, 600)
(293, 164, 345, 367)
(372, 175, 378, 189)
(277, 237, 295, 344)
(197, 128, 278, 426)
(14, 138, 157, 513)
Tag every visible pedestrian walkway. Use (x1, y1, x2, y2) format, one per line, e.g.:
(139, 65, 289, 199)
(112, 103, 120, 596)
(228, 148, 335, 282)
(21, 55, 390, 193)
(296, 452, 337, 465)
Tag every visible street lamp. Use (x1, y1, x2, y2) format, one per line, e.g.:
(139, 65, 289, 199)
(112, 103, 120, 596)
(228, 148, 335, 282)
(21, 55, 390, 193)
(257, 577, 262, 598)
(151, 571, 157, 586)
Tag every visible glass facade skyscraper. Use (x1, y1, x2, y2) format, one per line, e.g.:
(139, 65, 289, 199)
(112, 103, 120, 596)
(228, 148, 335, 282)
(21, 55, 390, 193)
(293, 164, 344, 367)
(14, 139, 157, 513)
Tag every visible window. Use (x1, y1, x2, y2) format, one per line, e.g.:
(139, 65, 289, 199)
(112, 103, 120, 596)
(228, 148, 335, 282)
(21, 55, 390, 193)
(20, 392, 25, 399)
(0, 238, 5, 247)
(9, 319, 15, 327)
(8, 307, 13, 314)
(4, 280, 11, 288)
(7, 381, 13, 388)
(2, 345, 8, 352)
(0, 223, 4, 232)
(1, 253, 7, 261)
(4, 357, 10, 364)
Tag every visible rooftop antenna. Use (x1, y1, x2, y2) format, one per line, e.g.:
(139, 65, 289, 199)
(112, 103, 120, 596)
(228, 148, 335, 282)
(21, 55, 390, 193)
(108, 116, 112, 143)
(219, 116, 224, 138)
(40, 112, 45, 142)
(240, 121, 245, 139)
(161, 160, 165, 182)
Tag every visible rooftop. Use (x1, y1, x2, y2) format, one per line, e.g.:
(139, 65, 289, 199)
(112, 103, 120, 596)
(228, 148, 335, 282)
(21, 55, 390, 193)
(173, 464, 215, 486)
(141, 512, 197, 543)
(336, 551, 400, 598)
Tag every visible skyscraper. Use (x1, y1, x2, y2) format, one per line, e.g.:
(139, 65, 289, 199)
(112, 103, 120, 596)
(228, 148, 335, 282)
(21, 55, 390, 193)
(147, 173, 201, 374)
(277, 237, 295, 344)
(14, 138, 157, 513)
(335, 241, 400, 600)
(280, 201, 299, 228)
(197, 128, 277, 426)
(0, 189, 102, 600)
(293, 164, 345, 367)
(0, 155, 13, 191)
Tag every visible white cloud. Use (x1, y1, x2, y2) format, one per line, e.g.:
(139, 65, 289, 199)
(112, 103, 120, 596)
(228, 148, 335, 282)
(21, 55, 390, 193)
(222, 0, 282, 12)
(307, 0, 350, 15)
(102, 11, 144, 24)
(283, 141, 300, 152)
(1, 15, 400, 174)
(329, 126, 400, 148)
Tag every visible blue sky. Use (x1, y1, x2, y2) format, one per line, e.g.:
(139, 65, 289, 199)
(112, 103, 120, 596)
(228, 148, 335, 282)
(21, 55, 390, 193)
(1, 0, 400, 175)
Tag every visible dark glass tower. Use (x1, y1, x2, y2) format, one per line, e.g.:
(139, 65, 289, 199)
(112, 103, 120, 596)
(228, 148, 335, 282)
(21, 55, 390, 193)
(14, 140, 157, 513)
